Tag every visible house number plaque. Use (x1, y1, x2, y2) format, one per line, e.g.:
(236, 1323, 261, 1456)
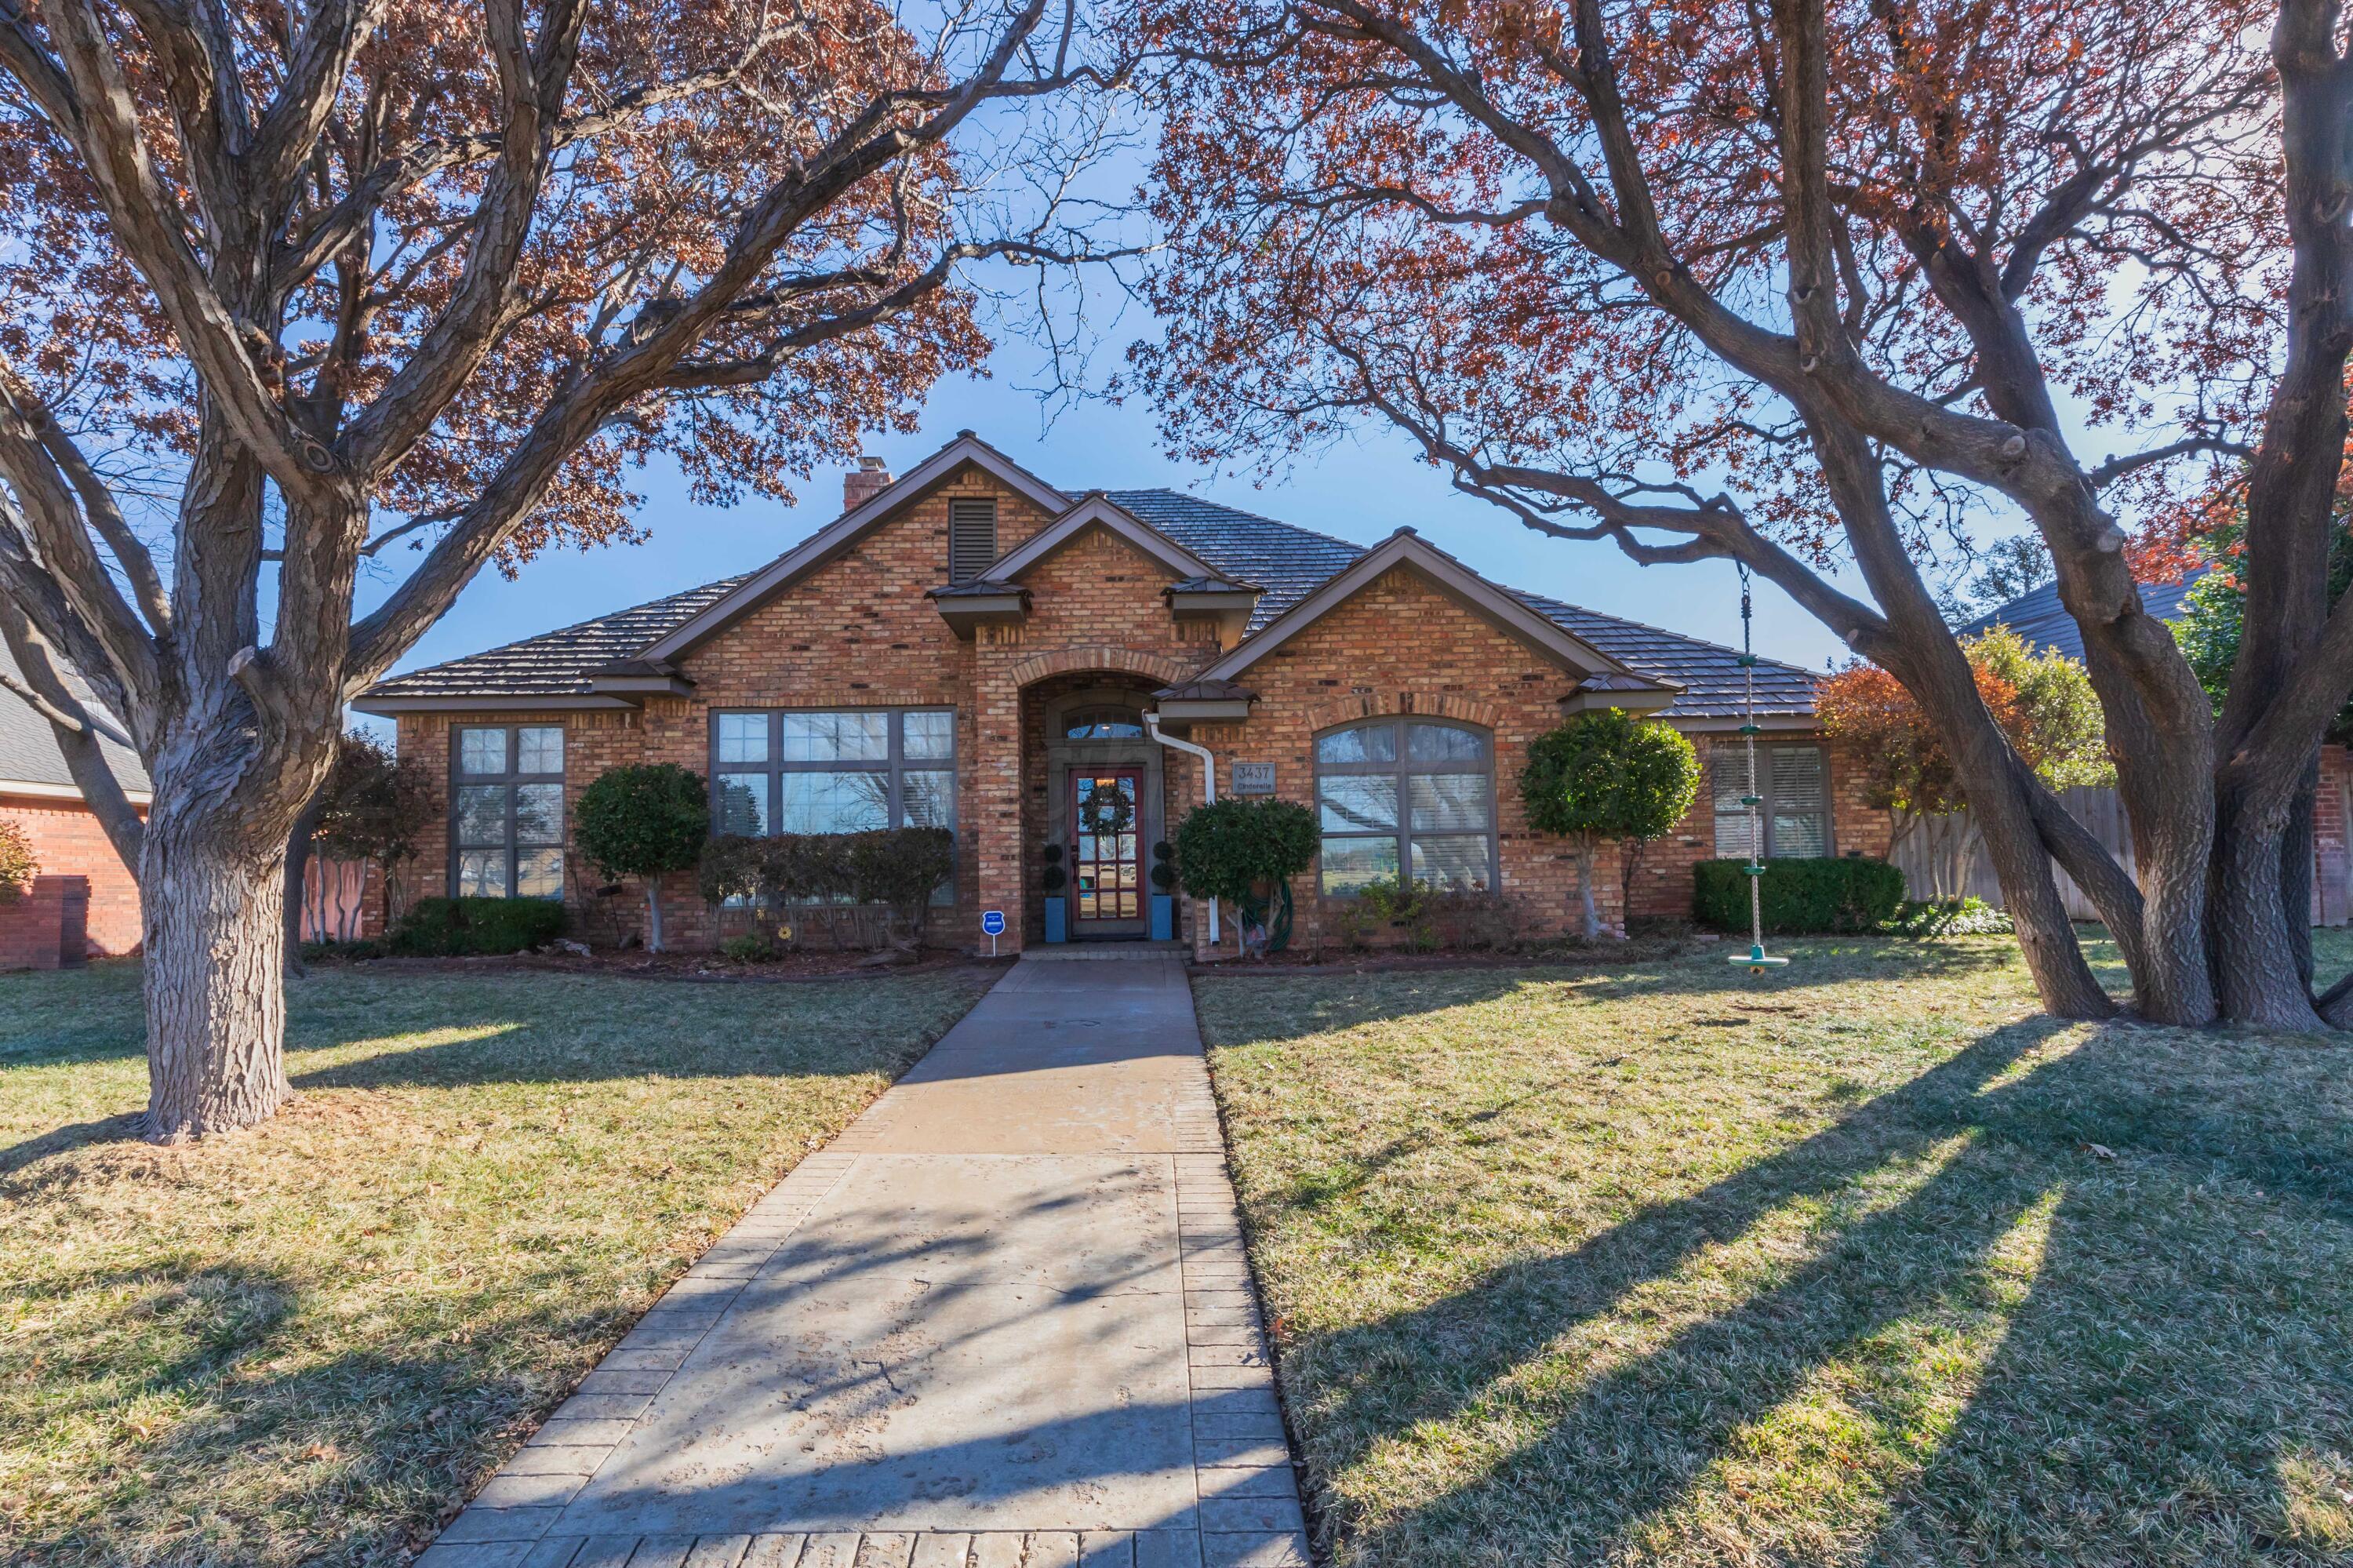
(1231, 762, 1277, 795)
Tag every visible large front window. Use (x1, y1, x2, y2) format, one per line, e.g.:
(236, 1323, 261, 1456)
(1315, 719, 1497, 895)
(711, 708, 957, 898)
(451, 724, 565, 898)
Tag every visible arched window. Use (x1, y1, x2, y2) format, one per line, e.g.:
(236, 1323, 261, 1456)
(1315, 719, 1497, 894)
(1064, 705, 1145, 740)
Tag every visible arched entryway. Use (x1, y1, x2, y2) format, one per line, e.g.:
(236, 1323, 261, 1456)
(1021, 673, 1173, 941)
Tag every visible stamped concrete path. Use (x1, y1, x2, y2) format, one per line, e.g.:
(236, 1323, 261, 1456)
(420, 951, 1311, 1568)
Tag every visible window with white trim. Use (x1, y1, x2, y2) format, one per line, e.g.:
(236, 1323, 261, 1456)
(1711, 743, 1829, 858)
(451, 725, 566, 898)
(1315, 718, 1498, 894)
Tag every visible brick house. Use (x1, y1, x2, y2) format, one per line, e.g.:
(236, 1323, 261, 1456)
(357, 432, 1871, 955)
(0, 640, 148, 962)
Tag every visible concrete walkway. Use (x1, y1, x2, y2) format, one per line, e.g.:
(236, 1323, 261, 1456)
(420, 952, 1310, 1568)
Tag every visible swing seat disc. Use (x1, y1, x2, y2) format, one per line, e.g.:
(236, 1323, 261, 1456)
(1729, 952, 1789, 970)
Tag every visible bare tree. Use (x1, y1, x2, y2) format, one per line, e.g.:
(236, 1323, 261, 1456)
(1133, 0, 2353, 1028)
(0, 0, 1130, 1137)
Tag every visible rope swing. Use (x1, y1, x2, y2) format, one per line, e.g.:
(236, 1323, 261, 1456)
(1729, 563, 1787, 975)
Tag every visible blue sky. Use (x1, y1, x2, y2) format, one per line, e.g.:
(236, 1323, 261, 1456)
(353, 337, 1858, 729)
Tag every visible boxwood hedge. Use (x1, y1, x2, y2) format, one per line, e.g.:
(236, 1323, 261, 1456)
(1693, 857, 1907, 935)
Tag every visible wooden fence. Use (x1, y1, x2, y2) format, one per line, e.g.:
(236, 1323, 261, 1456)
(1887, 783, 2351, 926)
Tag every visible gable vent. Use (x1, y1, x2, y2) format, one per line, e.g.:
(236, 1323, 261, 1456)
(948, 498, 998, 583)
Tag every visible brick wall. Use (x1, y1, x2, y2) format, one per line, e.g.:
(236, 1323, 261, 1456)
(387, 478, 1898, 955)
(0, 874, 89, 970)
(1179, 563, 1613, 955)
(2, 795, 140, 955)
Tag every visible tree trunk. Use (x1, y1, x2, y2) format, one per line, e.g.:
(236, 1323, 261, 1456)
(141, 811, 295, 1141)
(645, 882, 665, 953)
(1574, 837, 1602, 941)
(2213, 766, 2329, 1031)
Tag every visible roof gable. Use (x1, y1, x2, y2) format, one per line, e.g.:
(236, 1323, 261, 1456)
(637, 432, 1068, 663)
(984, 493, 1226, 586)
(1195, 529, 1661, 689)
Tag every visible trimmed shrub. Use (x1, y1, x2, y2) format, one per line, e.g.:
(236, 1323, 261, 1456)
(1521, 709, 1700, 939)
(846, 826, 955, 944)
(576, 763, 707, 951)
(389, 897, 566, 955)
(1693, 857, 1906, 935)
(698, 828, 953, 949)
(1173, 796, 1317, 956)
(0, 817, 36, 903)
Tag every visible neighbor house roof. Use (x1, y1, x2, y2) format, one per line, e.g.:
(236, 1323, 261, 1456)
(1955, 567, 2211, 660)
(358, 441, 1820, 723)
(0, 640, 151, 801)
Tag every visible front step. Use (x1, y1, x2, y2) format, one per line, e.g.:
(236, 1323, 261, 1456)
(1020, 940, 1189, 961)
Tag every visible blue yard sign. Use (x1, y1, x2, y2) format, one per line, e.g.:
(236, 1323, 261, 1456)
(981, 909, 1006, 936)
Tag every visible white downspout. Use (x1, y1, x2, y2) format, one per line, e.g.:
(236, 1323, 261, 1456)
(1144, 711, 1217, 945)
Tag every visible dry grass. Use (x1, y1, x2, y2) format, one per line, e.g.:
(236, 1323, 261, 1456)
(0, 959, 995, 1567)
(1192, 933, 2353, 1567)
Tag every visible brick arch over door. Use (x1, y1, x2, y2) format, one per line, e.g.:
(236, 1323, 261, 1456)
(1300, 689, 1504, 736)
(1006, 644, 1196, 690)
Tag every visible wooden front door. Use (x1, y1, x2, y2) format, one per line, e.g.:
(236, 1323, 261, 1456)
(1071, 769, 1144, 932)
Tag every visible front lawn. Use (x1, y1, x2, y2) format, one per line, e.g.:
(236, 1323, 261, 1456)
(1194, 933, 2353, 1567)
(0, 960, 995, 1567)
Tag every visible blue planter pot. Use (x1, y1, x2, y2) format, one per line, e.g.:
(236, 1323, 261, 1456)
(1044, 897, 1067, 944)
(1149, 894, 1174, 942)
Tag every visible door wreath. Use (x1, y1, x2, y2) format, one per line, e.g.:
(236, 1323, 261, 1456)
(1075, 780, 1136, 838)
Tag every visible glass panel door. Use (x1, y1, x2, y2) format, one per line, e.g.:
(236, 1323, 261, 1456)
(1071, 770, 1143, 926)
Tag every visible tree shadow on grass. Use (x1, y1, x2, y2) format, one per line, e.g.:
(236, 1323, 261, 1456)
(6, 1256, 615, 1568)
(1277, 1017, 2353, 1565)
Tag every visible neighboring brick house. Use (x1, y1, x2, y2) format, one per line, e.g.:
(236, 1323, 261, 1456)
(357, 432, 1862, 954)
(0, 640, 147, 959)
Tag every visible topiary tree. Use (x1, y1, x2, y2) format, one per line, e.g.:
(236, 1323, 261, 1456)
(1171, 796, 1318, 957)
(1521, 708, 1701, 940)
(0, 817, 37, 904)
(576, 765, 709, 952)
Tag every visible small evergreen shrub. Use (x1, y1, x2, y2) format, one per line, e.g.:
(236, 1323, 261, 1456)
(1173, 797, 1317, 957)
(576, 762, 707, 951)
(1886, 896, 2015, 937)
(719, 933, 776, 963)
(390, 897, 566, 955)
(1149, 839, 1176, 892)
(1042, 841, 1067, 893)
(698, 828, 952, 947)
(1693, 857, 1906, 935)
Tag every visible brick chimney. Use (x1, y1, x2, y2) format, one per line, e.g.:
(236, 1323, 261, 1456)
(843, 454, 892, 511)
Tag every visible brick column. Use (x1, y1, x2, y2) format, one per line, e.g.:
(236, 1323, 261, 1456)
(972, 645, 1027, 953)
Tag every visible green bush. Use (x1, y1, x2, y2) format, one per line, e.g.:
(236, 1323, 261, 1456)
(1693, 857, 1906, 936)
(388, 897, 566, 955)
(698, 828, 953, 947)
(846, 826, 955, 942)
(576, 763, 707, 951)
(1521, 708, 1701, 938)
(1886, 896, 2015, 937)
(718, 933, 776, 964)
